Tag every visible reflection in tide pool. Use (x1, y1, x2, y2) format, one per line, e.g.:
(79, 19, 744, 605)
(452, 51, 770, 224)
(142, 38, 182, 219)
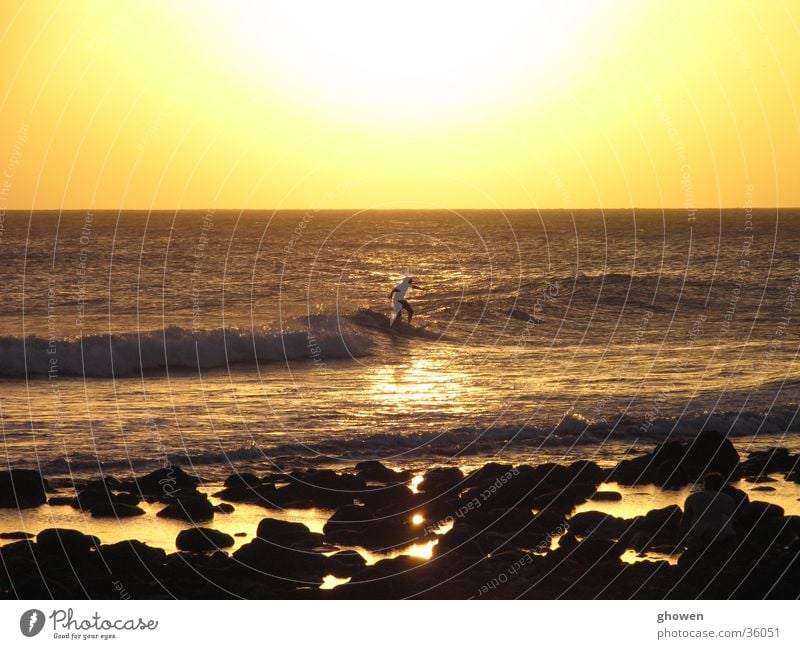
(320, 575, 351, 590)
(0, 487, 444, 573)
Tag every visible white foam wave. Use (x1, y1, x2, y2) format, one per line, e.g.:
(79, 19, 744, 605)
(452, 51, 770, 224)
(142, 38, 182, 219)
(0, 325, 371, 378)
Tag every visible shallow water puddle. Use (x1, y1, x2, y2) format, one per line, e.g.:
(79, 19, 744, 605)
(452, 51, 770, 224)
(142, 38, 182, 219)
(320, 575, 351, 590)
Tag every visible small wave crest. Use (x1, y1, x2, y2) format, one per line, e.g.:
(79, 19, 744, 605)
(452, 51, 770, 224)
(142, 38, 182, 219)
(22, 405, 800, 481)
(193, 406, 800, 464)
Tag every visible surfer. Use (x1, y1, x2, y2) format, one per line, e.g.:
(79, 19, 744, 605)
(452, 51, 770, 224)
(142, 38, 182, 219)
(389, 276, 426, 326)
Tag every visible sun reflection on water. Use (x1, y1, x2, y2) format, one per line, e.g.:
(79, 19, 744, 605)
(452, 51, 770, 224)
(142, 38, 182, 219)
(367, 358, 471, 413)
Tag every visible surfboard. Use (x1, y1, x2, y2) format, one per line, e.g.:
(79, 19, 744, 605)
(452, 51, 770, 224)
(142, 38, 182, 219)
(389, 300, 403, 327)
(350, 309, 442, 340)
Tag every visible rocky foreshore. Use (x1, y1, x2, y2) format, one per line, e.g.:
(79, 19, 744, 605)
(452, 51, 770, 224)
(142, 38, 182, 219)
(2, 431, 800, 599)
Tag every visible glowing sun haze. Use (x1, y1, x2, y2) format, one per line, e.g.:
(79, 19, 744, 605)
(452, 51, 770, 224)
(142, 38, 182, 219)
(0, 0, 797, 210)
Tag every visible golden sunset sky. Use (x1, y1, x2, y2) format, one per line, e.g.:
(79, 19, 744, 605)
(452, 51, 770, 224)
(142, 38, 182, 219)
(1, 0, 798, 210)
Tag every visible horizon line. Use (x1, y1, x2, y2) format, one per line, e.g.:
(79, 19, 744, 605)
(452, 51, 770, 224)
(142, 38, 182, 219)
(2, 205, 796, 213)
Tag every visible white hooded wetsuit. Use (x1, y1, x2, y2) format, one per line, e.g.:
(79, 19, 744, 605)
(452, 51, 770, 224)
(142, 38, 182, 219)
(391, 277, 412, 324)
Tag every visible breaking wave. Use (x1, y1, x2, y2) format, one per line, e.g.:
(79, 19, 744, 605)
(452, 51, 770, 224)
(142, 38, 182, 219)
(0, 324, 372, 378)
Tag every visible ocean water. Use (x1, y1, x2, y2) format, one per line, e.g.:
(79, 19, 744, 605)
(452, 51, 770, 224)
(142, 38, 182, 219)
(1, 208, 799, 482)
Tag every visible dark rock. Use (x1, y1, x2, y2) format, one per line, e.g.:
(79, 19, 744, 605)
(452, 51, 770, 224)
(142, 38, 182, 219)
(0, 531, 34, 540)
(531, 507, 571, 538)
(97, 540, 167, 572)
(641, 505, 683, 533)
(581, 537, 626, 563)
(723, 484, 749, 506)
(234, 532, 247, 537)
(103, 475, 122, 489)
(122, 465, 200, 498)
(158, 550, 238, 597)
(687, 431, 740, 477)
(736, 500, 784, 536)
(328, 550, 367, 577)
(323, 504, 373, 541)
(0, 469, 49, 508)
(176, 527, 235, 552)
(0, 537, 39, 583)
(72, 488, 111, 511)
(767, 515, 800, 549)
(451, 508, 527, 556)
(568, 511, 630, 540)
(744, 475, 778, 483)
(515, 511, 569, 552)
(431, 523, 489, 560)
(260, 472, 286, 485)
(36, 528, 99, 562)
(590, 490, 622, 502)
(114, 492, 141, 506)
(751, 486, 776, 492)
(557, 531, 579, 552)
(214, 503, 235, 514)
(323, 504, 428, 550)
(354, 460, 411, 483)
(608, 431, 740, 487)
(463, 463, 516, 488)
(417, 467, 464, 497)
(0, 539, 37, 560)
(336, 554, 437, 598)
(436, 503, 565, 557)
(232, 538, 329, 582)
(780, 515, 800, 540)
(81, 475, 122, 491)
(322, 504, 383, 547)
(211, 482, 277, 505)
(457, 463, 602, 515)
(359, 482, 417, 512)
(11, 574, 74, 599)
(72, 486, 143, 517)
(653, 460, 691, 489)
(47, 496, 75, 506)
(223, 472, 262, 488)
(564, 460, 606, 485)
(89, 501, 146, 518)
(741, 447, 798, 476)
(627, 505, 684, 552)
(652, 441, 688, 467)
(156, 495, 214, 522)
(459, 465, 531, 509)
(218, 470, 366, 509)
(607, 454, 653, 486)
(279, 469, 367, 508)
(362, 553, 428, 578)
(256, 518, 323, 548)
(530, 483, 596, 515)
(335, 554, 433, 597)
